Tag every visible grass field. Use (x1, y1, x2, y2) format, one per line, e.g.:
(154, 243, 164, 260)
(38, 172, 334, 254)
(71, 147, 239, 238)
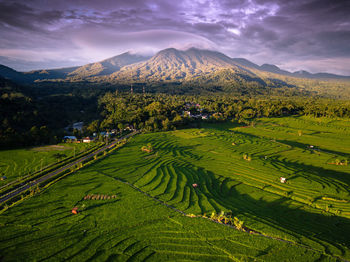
(0, 143, 96, 186)
(1, 116, 350, 261)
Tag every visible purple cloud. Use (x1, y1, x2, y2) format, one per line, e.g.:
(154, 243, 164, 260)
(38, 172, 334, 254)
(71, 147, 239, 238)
(0, 0, 349, 75)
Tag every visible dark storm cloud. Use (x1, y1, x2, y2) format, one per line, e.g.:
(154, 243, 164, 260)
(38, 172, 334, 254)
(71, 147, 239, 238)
(0, 2, 63, 32)
(0, 0, 349, 74)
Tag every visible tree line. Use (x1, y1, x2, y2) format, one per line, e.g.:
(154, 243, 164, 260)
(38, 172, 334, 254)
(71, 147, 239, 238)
(87, 92, 350, 133)
(1, 78, 350, 148)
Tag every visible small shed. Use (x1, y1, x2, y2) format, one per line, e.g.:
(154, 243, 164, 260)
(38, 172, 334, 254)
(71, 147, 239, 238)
(192, 183, 199, 188)
(280, 177, 286, 183)
(0, 176, 7, 181)
(71, 207, 79, 214)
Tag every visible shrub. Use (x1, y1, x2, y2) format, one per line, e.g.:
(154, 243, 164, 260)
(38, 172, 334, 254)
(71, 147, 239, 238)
(233, 217, 244, 230)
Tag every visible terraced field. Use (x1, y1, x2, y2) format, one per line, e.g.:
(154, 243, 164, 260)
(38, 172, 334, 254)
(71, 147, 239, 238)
(1, 116, 350, 261)
(0, 143, 95, 185)
(0, 159, 337, 261)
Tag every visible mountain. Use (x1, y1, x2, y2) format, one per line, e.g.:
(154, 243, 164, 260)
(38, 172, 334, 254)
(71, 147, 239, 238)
(23, 66, 79, 82)
(291, 70, 350, 79)
(106, 48, 257, 83)
(0, 52, 149, 84)
(259, 64, 292, 76)
(0, 64, 30, 84)
(231, 58, 260, 69)
(249, 62, 349, 80)
(66, 52, 149, 79)
(23, 52, 150, 82)
(0, 48, 349, 87)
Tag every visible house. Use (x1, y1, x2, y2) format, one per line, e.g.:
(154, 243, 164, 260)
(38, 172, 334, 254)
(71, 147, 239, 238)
(0, 176, 7, 181)
(280, 177, 286, 183)
(201, 114, 208, 120)
(83, 137, 93, 143)
(192, 183, 199, 188)
(63, 136, 77, 142)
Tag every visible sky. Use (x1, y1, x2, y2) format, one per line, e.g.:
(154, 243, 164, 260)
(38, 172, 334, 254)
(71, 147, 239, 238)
(0, 0, 349, 75)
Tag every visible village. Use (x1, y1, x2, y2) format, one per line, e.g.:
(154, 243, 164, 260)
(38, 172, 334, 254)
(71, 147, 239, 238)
(62, 102, 216, 144)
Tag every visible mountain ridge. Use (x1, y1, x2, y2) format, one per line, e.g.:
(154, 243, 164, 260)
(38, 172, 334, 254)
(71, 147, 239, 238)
(0, 48, 349, 86)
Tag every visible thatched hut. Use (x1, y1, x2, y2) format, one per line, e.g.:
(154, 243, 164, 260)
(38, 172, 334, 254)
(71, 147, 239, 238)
(71, 207, 79, 214)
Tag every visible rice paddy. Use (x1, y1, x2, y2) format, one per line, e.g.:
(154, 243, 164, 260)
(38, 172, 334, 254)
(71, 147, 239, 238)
(0, 143, 96, 185)
(1, 116, 350, 261)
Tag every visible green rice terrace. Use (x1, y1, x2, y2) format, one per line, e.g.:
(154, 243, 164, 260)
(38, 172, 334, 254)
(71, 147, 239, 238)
(0, 143, 99, 186)
(1, 116, 350, 261)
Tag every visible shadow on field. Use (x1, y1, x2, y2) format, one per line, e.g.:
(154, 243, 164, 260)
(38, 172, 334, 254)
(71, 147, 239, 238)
(277, 157, 350, 189)
(277, 139, 350, 158)
(97, 158, 350, 258)
(190, 169, 350, 257)
(84, 200, 120, 211)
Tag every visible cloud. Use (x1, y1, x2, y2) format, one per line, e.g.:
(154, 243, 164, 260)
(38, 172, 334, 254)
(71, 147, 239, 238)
(0, 0, 349, 74)
(72, 28, 217, 59)
(0, 2, 64, 32)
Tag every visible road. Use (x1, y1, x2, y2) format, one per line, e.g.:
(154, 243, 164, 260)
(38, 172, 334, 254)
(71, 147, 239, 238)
(0, 131, 138, 204)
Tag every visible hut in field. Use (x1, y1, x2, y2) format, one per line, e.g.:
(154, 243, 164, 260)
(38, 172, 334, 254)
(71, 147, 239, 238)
(141, 145, 153, 153)
(280, 177, 286, 183)
(71, 207, 79, 214)
(192, 183, 199, 188)
(83, 137, 93, 143)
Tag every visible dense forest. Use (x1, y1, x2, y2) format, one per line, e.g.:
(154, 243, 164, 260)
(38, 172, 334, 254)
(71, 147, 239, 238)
(1, 75, 350, 149)
(96, 92, 350, 131)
